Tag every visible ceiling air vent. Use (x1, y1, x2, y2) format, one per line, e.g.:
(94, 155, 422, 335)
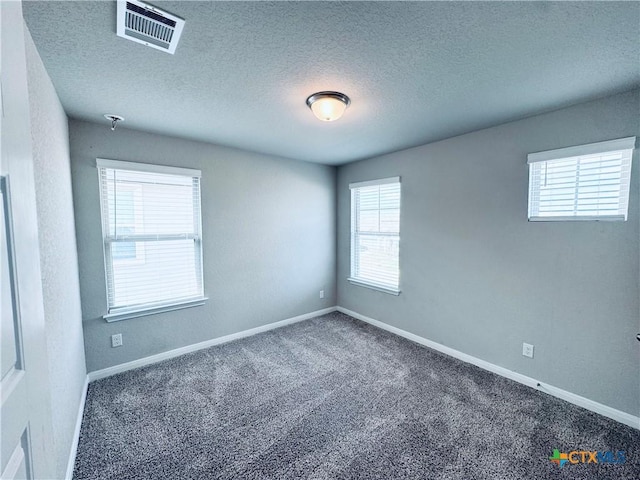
(116, 0, 185, 54)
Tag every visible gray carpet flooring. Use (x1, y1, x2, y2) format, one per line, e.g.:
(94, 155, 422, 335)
(74, 312, 640, 479)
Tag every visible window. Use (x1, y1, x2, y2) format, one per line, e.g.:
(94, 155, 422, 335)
(527, 137, 635, 221)
(349, 177, 401, 295)
(97, 159, 205, 321)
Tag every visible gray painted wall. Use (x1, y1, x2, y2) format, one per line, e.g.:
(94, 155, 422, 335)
(70, 121, 336, 372)
(24, 25, 87, 479)
(337, 90, 640, 417)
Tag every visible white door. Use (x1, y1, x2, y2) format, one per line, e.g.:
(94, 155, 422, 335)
(1, 178, 32, 479)
(1, 2, 56, 479)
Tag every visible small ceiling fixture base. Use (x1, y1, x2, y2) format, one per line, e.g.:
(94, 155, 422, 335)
(306, 91, 351, 122)
(104, 114, 125, 131)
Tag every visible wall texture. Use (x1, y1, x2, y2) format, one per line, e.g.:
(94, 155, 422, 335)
(24, 25, 87, 479)
(337, 90, 640, 417)
(70, 121, 336, 372)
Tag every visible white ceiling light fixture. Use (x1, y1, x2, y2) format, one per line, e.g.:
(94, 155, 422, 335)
(306, 91, 351, 122)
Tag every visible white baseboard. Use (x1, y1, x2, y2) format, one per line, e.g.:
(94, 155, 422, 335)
(336, 306, 640, 430)
(87, 306, 338, 382)
(65, 375, 89, 480)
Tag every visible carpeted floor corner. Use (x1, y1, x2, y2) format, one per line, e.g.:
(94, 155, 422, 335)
(73, 312, 640, 479)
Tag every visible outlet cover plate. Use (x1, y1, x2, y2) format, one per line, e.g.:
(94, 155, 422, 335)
(522, 342, 534, 358)
(111, 333, 123, 348)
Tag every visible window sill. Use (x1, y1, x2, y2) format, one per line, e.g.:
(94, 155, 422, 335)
(347, 278, 400, 296)
(528, 215, 626, 222)
(103, 297, 208, 322)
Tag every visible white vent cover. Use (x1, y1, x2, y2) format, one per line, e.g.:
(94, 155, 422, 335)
(117, 0, 185, 54)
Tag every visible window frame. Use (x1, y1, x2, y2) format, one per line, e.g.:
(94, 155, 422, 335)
(527, 137, 635, 222)
(97, 158, 207, 322)
(348, 176, 401, 295)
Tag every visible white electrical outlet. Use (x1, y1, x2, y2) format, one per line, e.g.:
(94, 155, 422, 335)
(111, 333, 123, 348)
(522, 342, 534, 358)
(319, 290, 325, 299)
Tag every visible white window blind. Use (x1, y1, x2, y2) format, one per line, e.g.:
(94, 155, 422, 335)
(349, 177, 401, 294)
(97, 159, 204, 318)
(527, 137, 635, 221)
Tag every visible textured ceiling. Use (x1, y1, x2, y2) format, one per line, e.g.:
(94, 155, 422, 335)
(22, 1, 640, 165)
